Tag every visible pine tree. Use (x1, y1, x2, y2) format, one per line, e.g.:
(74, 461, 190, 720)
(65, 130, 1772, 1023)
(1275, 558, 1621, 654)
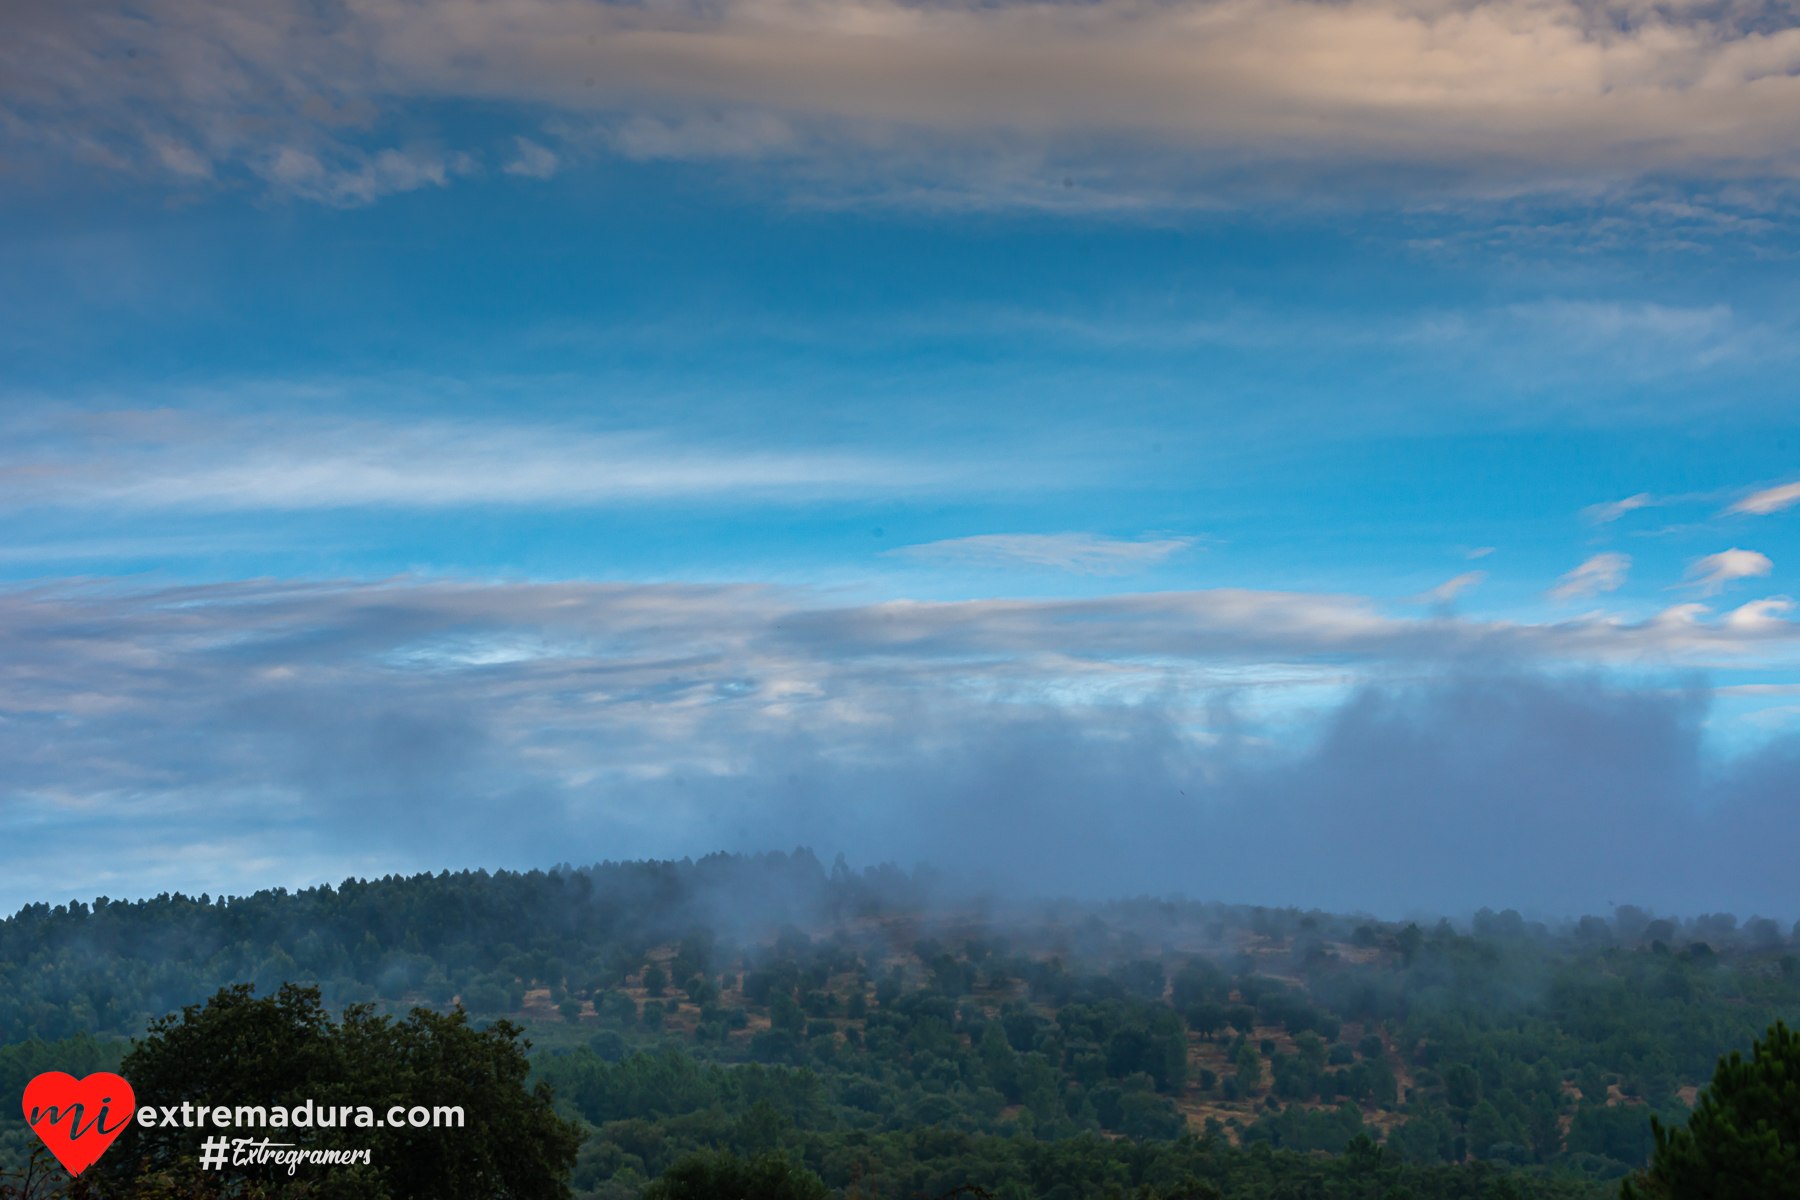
(1624, 1020, 1800, 1200)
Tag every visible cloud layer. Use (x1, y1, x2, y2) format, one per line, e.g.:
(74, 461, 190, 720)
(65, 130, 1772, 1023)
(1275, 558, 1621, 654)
(3, 575, 1798, 915)
(9, 0, 1800, 207)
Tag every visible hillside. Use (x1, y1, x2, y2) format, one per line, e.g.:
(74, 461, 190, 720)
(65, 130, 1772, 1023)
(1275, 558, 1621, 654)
(3, 851, 1796, 1198)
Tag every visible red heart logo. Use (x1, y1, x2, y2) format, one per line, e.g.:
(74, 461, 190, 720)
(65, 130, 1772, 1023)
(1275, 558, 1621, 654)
(22, 1072, 137, 1177)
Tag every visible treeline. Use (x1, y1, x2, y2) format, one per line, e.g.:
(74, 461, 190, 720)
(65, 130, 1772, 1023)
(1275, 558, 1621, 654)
(0, 850, 919, 1045)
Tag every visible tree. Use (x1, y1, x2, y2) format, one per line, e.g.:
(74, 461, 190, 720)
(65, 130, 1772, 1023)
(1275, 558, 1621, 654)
(640, 1150, 829, 1200)
(1624, 1020, 1800, 1200)
(980, 1022, 1020, 1100)
(1444, 1063, 1481, 1112)
(94, 984, 581, 1199)
(1235, 1041, 1262, 1092)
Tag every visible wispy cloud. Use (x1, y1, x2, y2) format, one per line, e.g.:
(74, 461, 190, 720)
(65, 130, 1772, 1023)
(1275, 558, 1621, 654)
(1408, 571, 1486, 605)
(502, 137, 560, 180)
(0, 412, 996, 510)
(1548, 553, 1631, 601)
(1585, 495, 1655, 525)
(889, 532, 1196, 575)
(1680, 548, 1774, 596)
(1715, 682, 1800, 697)
(1727, 481, 1800, 517)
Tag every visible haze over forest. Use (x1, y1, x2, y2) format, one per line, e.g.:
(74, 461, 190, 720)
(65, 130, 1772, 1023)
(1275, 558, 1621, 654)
(5, 849, 1798, 1198)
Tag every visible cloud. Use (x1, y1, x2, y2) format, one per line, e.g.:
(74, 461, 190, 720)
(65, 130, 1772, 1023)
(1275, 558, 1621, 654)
(1409, 571, 1485, 605)
(1727, 481, 1800, 516)
(889, 532, 1196, 574)
(608, 112, 799, 161)
(1680, 548, 1774, 596)
(0, 411, 991, 510)
(1464, 547, 1495, 560)
(503, 137, 559, 179)
(1715, 681, 1800, 698)
(10, 0, 1800, 208)
(1548, 553, 1630, 601)
(259, 145, 470, 208)
(1, 577, 1798, 915)
(1585, 495, 1654, 524)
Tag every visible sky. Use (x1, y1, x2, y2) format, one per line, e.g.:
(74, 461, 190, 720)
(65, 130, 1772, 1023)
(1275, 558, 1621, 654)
(2, 0, 1800, 920)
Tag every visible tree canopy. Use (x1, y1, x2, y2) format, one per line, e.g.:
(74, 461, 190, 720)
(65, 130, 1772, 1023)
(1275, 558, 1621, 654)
(94, 983, 580, 1200)
(1625, 1020, 1800, 1200)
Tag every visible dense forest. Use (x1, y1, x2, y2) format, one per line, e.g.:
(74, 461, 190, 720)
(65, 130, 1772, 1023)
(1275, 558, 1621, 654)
(3, 850, 1796, 1198)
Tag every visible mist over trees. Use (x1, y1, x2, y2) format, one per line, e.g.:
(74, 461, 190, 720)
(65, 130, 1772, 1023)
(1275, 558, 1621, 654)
(2, 850, 1797, 1198)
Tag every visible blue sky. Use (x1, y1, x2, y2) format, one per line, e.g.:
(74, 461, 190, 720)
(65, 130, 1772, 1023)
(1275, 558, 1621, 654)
(3, 0, 1800, 918)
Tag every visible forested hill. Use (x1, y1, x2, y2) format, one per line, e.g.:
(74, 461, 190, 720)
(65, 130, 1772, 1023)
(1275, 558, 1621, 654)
(0, 849, 921, 1043)
(3, 850, 1798, 1197)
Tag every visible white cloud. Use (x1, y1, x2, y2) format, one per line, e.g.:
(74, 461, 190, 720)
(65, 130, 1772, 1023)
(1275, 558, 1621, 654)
(1585, 495, 1654, 524)
(1715, 681, 1800, 697)
(504, 137, 560, 179)
(1548, 552, 1631, 601)
(1727, 482, 1800, 516)
(1680, 548, 1774, 596)
(1724, 596, 1796, 633)
(1464, 547, 1495, 560)
(1410, 571, 1486, 604)
(889, 532, 1196, 574)
(0, 412, 991, 510)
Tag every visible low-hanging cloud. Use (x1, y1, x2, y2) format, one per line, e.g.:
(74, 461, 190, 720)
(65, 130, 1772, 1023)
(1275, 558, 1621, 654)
(2, 575, 1798, 916)
(8, 0, 1800, 208)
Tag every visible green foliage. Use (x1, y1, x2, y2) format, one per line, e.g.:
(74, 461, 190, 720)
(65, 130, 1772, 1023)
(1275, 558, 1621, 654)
(643, 967, 668, 998)
(639, 1150, 831, 1200)
(1235, 1041, 1262, 1091)
(5, 861, 1800, 1198)
(95, 983, 581, 1199)
(1626, 1020, 1800, 1200)
(551, 1108, 1597, 1200)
